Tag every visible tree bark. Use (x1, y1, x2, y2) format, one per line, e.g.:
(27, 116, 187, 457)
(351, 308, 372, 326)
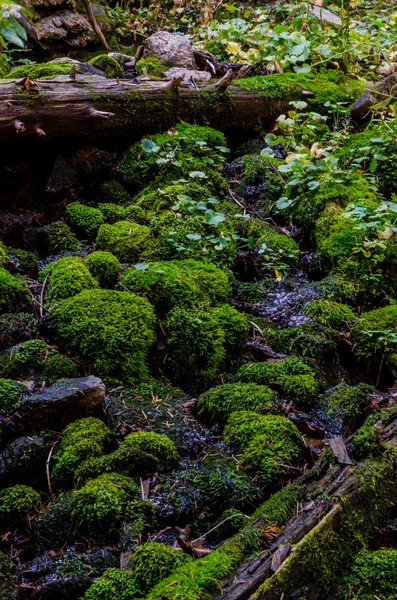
(0, 76, 303, 145)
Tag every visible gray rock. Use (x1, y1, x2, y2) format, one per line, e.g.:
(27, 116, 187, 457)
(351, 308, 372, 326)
(310, 6, 342, 25)
(165, 67, 211, 82)
(33, 10, 96, 50)
(108, 52, 135, 66)
(0, 435, 51, 486)
(143, 31, 195, 69)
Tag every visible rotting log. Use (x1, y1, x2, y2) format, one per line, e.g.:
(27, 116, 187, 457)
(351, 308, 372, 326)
(0, 74, 362, 144)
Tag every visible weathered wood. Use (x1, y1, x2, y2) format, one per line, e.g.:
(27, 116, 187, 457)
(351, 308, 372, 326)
(0, 76, 308, 145)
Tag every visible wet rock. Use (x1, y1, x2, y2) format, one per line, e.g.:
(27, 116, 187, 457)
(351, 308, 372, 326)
(143, 31, 195, 69)
(0, 551, 18, 600)
(2, 377, 105, 443)
(108, 52, 135, 66)
(0, 313, 36, 350)
(34, 11, 96, 51)
(0, 435, 51, 487)
(165, 67, 211, 82)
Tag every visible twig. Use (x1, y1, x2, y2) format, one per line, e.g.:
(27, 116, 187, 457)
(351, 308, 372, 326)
(81, 0, 110, 51)
(46, 441, 58, 499)
(191, 513, 249, 544)
(40, 273, 49, 318)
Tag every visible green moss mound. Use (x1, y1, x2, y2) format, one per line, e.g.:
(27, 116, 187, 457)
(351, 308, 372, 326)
(6, 62, 75, 80)
(0, 340, 77, 383)
(52, 417, 111, 489)
(351, 305, 397, 362)
(85, 251, 120, 288)
(82, 568, 139, 600)
(99, 180, 131, 205)
(198, 383, 273, 423)
(6, 247, 38, 278)
(0, 242, 7, 267)
(131, 542, 192, 593)
(319, 383, 369, 428)
(0, 485, 40, 528)
(0, 379, 24, 416)
(233, 72, 365, 109)
(98, 203, 126, 223)
(224, 412, 303, 483)
(96, 221, 154, 263)
(166, 305, 249, 384)
(305, 299, 355, 328)
(47, 221, 79, 253)
(50, 289, 155, 381)
(344, 548, 397, 599)
(71, 473, 139, 533)
(264, 322, 337, 360)
(121, 260, 231, 314)
(256, 225, 300, 269)
(118, 123, 227, 189)
(66, 202, 105, 239)
(0, 551, 17, 600)
(0, 268, 29, 314)
(39, 256, 99, 301)
(0, 55, 9, 78)
(122, 432, 179, 465)
(136, 56, 168, 78)
(89, 54, 123, 78)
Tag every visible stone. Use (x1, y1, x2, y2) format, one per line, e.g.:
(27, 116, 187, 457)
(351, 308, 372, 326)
(33, 10, 96, 50)
(143, 31, 195, 69)
(0, 435, 51, 487)
(165, 67, 211, 82)
(310, 6, 342, 25)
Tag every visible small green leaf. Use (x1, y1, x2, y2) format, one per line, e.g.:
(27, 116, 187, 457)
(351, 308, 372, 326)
(141, 138, 160, 153)
(134, 263, 150, 271)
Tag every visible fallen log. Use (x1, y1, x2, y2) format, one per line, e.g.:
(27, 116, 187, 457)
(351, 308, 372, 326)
(0, 73, 364, 144)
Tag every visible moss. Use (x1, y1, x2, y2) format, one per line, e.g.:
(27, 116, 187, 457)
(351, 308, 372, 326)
(97, 203, 126, 223)
(85, 251, 120, 288)
(135, 57, 168, 78)
(281, 374, 320, 410)
(121, 432, 179, 465)
(321, 383, 369, 422)
(0, 241, 7, 267)
(121, 260, 231, 315)
(0, 551, 16, 600)
(264, 322, 337, 360)
(166, 304, 248, 385)
(71, 473, 139, 533)
(0, 340, 77, 384)
(6, 247, 38, 278)
(118, 123, 227, 189)
(52, 417, 111, 489)
(39, 256, 99, 301)
(305, 298, 355, 328)
(255, 224, 300, 269)
(0, 267, 29, 314)
(290, 173, 378, 229)
(5, 62, 75, 80)
(224, 410, 301, 452)
(89, 55, 123, 78)
(47, 221, 79, 253)
(82, 568, 139, 600)
(99, 180, 131, 205)
(351, 305, 397, 362)
(344, 548, 397, 599)
(96, 221, 155, 263)
(66, 202, 105, 239)
(237, 357, 312, 384)
(233, 281, 266, 303)
(51, 289, 155, 382)
(0, 484, 40, 528)
(0, 54, 9, 78)
(197, 383, 273, 423)
(233, 72, 365, 108)
(130, 542, 192, 593)
(0, 378, 24, 415)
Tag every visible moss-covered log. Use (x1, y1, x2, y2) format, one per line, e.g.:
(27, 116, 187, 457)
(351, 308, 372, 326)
(0, 73, 365, 144)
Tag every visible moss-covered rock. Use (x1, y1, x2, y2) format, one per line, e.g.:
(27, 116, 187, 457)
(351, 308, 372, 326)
(305, 298, 355, 328)
(255, 224, 300, 271)
(97, 202, 126, 223)
(71, 473, 139, 533)
(5, 62, 76, 80)
(66, 202, 105, 239)
(0, 242, 7, 267)
(39, 256, 99, 301)
(263, 322, 337, 360)
(99, 180, 131, 205)
(343, 548, 397, 599)
(6, 247, 38, 278)
(0, 54, 9, 78)
(118, 123, 227, 190)
(351, 305, 397, 363)
(96, 221, 154, 263)
(0, 379, 25, 416)
(0, 484, 40, 529)
(51, 289, 155, 381)
(52, 417, 111, 489)
(121, 260, 231, 314)
(0, 268, 29, 314)
(198, 383, 273, 423)
(0, 551, 17, 600)
(85, 251, 120, 288)
(89, 54, 123, 78)
(314, 383, 369, 436)
(135, 56, 168, 77)
(224, 412, 303, 483)
(121, 432, 179, 465)
(131, 542, 192, 593)
(47, 221, 79, 253)
(166, 305, 249, 385)
(82, 567, 139, 600)
(0, 340, 78, 384)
